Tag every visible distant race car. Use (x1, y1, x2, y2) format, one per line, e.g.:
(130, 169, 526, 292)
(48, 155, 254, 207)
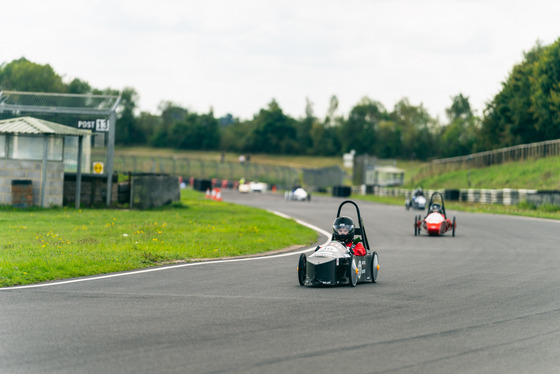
(297, 200, 379, 287)
(249, 181, 267, 193)
(238, 183, 251, 193)
(414, 191, 456, 237)
(405, 186, 426, 210)
(285, 187, 311, 201)
(238, 181, 267, 193)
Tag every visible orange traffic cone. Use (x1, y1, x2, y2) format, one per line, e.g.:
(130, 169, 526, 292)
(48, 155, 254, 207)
(205, 188, 211, 199)
(214, 188, 223, 201)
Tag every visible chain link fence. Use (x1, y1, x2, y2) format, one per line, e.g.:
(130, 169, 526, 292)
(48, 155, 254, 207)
(108, 154, 346, 191)
(109, 154, 300, 188)
(301, 166, 344, 190)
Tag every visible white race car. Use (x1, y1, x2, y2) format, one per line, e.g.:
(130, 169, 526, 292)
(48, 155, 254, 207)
(405, 187, 426, 210)
(285, 187, 311, 201)
(239, 181, 267, 193)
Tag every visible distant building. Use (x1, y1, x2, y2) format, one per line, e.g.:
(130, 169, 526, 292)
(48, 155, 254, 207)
(353, 154, 404, 186)
(367, 165, 404, 187)
(0, 116, 91, 207)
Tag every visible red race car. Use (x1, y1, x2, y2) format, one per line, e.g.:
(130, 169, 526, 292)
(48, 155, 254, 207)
(414, 192, 456, 237)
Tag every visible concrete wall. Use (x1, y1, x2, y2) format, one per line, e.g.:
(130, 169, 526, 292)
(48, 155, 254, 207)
(131, 174, 180, 209)
(0, 159, 64, 207)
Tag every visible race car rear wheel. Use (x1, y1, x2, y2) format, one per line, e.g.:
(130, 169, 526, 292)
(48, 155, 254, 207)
(371, 252, 379, 283)
(349, 254, 358, 287)
(297, 253, 307, 286)
(452, 216, 456, 237)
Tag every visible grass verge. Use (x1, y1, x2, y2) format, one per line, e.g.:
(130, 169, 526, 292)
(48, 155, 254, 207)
(408, 156, 560, 190)
(0, 189, 318, 287)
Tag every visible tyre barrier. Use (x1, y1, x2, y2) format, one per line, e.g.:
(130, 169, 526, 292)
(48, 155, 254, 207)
(332, 185, 351, 197)
(444, 189, 460, 201)
(362, 185, 550, 207)
(193, 179, 212, 192)
(526, 190, 560, 206)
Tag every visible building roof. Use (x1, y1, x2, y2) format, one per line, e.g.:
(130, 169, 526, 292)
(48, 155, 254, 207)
(0, 116, 91, 136)
(0, 90, 121, 115)
(375, 165, 404, 174)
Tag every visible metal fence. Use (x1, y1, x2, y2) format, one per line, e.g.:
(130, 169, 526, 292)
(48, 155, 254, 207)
(302, 166, 344, 189)
(108, 154, 346, 191)
(418, 138, 560, 177)
(109, 154, 300, 188)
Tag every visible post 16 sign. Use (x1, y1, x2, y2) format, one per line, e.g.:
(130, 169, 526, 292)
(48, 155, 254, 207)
(77, 119, 110, 132)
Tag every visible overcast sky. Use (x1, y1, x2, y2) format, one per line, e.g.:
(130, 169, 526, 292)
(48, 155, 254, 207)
(3, 0, 560, 122)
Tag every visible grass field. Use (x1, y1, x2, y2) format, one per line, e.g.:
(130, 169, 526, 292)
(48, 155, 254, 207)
(0, 189, 318, 287)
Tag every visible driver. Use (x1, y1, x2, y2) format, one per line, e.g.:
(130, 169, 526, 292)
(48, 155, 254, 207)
(332, 216, 366, 256)
(429, 203, 442, 215)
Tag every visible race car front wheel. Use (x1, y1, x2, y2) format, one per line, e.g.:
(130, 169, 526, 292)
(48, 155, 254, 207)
(297, 253, 307, 286)
(371, 252, 379, 283)
(349, 255, 358, 287)
(452, 216, 456, 237)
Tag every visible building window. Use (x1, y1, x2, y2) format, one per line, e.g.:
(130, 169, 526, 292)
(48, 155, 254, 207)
(8, 135, 63, 161)
(0, 135, 5, 157)
(63, 135, 91, 172)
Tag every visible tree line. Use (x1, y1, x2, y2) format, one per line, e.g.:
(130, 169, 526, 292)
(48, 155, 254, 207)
(1, 37, 559, 161)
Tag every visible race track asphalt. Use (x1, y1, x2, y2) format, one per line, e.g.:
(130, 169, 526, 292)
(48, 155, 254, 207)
(1, 190, 559, 374)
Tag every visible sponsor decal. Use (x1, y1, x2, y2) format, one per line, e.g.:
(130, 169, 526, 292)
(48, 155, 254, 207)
(312, 244, 339, 258)
(357, 260, 363, 276)
(312, 251, 336, 258)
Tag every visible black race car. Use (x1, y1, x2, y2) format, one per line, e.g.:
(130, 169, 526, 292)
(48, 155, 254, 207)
(297, 200, 379, 287)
